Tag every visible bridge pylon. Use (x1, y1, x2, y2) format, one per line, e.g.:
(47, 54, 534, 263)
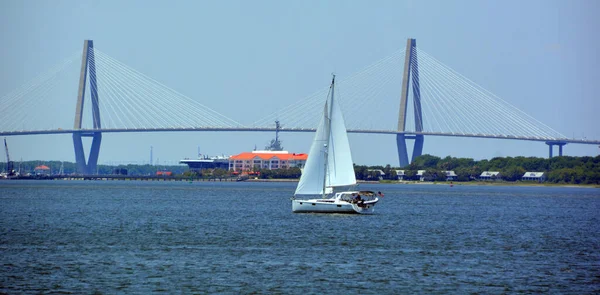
(397, 38, 423, 167)
(73, 40, 102, 175)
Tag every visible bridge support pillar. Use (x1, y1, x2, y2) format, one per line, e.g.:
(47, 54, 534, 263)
(412, 134, 424, 162)
(396, 38, 424, 167)
(73, 40, 102, 175)
(396, 134, 409, 167)
(397, 134, 424, 167)
(559, 144, 564, 156)
(73, 132, 102, 174)
(546, 141, 567, 158)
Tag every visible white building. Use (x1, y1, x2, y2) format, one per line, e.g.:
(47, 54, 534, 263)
(443, 170, 457, 181)
(395, 170, 406, 181)
(480, 171, 501, 181)
(416, 170, 427, 181)
(522, 172, 546, 182)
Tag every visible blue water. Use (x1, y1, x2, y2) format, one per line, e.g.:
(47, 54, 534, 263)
(1, 181, 599, 294)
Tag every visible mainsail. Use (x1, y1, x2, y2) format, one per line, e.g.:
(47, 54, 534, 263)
(294, 76, 356, 196)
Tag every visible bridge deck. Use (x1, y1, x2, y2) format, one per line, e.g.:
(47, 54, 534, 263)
(1, 127, 598, 145)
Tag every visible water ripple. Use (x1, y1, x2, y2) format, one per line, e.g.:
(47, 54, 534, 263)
(1, 181, 599, 294)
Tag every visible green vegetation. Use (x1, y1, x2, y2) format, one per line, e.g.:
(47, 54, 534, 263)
(3, 154, 599, 185)
(255, 167, 302, 179)
(375, 154, 600, 185)
(1, 161, 187, 176)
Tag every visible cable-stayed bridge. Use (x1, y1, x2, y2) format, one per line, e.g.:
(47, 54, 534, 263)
(1, 39, 598, 174)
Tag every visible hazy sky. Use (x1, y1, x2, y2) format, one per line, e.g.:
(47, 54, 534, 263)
(1, 0, 599, 167)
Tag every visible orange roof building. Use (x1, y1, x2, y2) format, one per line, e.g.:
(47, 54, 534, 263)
(34, 165, 50, 175)
(229, 151, 308, 171)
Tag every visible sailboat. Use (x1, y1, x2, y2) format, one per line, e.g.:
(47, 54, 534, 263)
(291, 75, 380, 214)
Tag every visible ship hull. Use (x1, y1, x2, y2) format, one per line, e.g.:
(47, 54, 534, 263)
(292, 198, 377, 214)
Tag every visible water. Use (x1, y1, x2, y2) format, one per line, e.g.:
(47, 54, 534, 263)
(1, 181, 599, 294)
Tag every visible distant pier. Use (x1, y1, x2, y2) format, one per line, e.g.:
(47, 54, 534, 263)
(1, 175, 240, 182)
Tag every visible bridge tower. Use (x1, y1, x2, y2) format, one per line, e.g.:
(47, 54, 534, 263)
(396, 38, 423, 167)
(73, 40, 102, 175)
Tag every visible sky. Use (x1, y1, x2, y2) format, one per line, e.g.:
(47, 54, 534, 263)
(1, 0, 599, 168)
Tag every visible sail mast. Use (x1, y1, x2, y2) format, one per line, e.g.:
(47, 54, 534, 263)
(322, 74, 335, 198)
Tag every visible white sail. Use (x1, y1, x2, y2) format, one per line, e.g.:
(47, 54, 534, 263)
(295, 103, 328, 195)
(294, 77, 356, 196)
(326, 88, 356, 187)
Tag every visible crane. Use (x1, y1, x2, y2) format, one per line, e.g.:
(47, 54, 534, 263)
(4, 138, 15, 176)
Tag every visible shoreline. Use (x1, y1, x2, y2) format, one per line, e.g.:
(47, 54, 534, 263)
(247, 178, 599, 188)
(396, 181, 599, 189)
(2, 177, 597, 188)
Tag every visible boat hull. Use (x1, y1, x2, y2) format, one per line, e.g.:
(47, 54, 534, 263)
(292, 198, 378, 214)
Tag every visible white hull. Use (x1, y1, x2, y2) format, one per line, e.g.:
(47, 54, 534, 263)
(292, 198, 378, 214)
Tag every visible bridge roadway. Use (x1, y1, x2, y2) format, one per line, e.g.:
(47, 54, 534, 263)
(1, 127, 599, 145)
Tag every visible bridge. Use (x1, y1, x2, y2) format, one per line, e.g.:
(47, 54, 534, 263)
(1, 39, 598, 174)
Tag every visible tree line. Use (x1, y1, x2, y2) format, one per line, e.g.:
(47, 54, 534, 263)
(0, 161, 187, 176)
(200, 155, 600, 184)
(3, 154, 599, 184)
(183, 167, 302, 180)
(354, 154, 600, 184)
